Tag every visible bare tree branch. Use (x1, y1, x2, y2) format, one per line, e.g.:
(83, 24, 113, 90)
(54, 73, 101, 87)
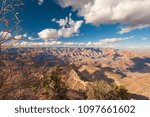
(0, 0, 24, 48)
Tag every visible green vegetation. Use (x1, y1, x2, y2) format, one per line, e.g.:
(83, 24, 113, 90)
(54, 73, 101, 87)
(40, 66, 68, 100)
(0, 58, 129, 100)
(86, 80, 129, 100)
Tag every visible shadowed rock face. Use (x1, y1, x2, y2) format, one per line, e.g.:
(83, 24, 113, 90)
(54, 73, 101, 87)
(129, 57, 150, 73)
(1, 48, 150, 100)
(129, 93, 149, 100)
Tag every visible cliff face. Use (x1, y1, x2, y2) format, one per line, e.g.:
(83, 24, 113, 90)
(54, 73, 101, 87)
(65, 62, 150, 100)
(118, 73, 150, 99)
(1, 48, 150, 100)
(67, 69, 87, 91)
(65, 67, 87, 100)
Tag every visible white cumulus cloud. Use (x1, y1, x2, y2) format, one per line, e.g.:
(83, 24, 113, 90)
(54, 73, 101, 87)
(38, 29, 59, 40)
(38, 0, 44, 5)
(14, 33, 27, 40)
(0, 31, 12, 40)
(58, 0, 150, 34)
(56, 17, 68, 27)
(38, 14, 83, 40)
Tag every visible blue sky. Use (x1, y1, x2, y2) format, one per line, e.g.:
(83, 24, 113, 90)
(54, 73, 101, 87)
(1, 0, 150, 49)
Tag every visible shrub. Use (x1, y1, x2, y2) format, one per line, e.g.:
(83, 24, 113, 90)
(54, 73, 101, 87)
(86, 80, 129, 100)
(41, 66, 68, 100)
